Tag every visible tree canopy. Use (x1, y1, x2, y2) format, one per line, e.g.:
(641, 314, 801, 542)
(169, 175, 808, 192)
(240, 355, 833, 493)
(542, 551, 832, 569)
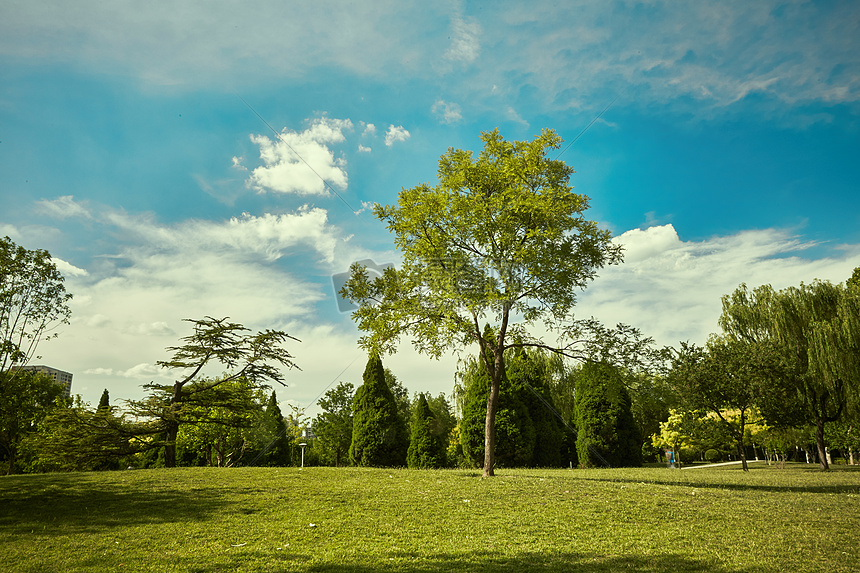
(1, 236, 72, 373)
(719, 278, 860, 469)
(342, 129, 624, 476)
(126, 316, 300, 468)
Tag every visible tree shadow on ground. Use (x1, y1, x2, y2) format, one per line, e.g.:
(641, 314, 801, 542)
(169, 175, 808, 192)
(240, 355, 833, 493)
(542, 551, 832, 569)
(0, 472, 227, 535)
(180, 549, 752, 573)
(574, 471, 860, 494)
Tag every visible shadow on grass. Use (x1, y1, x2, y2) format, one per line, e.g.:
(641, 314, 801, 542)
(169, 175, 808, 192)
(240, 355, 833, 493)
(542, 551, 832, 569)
(0, 472, 226, 535)
(575, 464, 860, 495)
(181, 549, 751, 573)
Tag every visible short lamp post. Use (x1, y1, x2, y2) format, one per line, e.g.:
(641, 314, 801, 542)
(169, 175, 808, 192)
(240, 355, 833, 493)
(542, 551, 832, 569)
(299, 442, 307, 469)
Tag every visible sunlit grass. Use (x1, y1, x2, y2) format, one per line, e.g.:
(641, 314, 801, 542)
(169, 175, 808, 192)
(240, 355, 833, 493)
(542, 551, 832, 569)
(2, 464, 858, 572)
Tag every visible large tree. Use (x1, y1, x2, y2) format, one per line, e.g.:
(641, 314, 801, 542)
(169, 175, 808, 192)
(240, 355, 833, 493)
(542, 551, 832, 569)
(0, 236, 72, 372)
(126, 316, 299, 468)
(720, 278, 860, 469)
(342, 129, 624, 476)
(670, 337, 785, 471)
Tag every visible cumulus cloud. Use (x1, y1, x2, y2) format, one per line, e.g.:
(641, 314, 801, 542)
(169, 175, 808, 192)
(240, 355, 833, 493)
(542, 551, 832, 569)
(576, 224, 860, 349)
(361, 122, 377, 136)
(358, 144, 372, 153)
(247, 117, 352, 196)
(431, 99, 463, 124)
(384, 125, 410, 147)
(52, 258, 89, 277)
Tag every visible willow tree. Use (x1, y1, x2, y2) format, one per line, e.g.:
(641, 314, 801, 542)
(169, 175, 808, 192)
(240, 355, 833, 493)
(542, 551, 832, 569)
(342, 129, 623, 476)
(720, 276, 860, 469)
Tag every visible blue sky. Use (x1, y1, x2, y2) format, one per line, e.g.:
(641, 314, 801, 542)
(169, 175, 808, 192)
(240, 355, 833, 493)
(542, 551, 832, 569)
(2, 0, 859, 412)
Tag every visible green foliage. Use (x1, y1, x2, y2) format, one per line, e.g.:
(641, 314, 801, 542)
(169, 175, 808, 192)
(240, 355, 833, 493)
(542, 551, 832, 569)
(574, 362, 642, 468)
(458, 349, 568, 468)
(257, 391, 291, 466)
(23, 395, 145, 472)
(314, 382, 355, 467)
(720, 280, 860, 469)
(174, 377, 271, 467)
(0, 236, 72, 371)
(670, 337, 785, 470)
(704, 449, 722, 463)
(342, 129, 624, 476)
(125, 316, 299, 467)
(97, 389, 110, 412)
(0, 369, 66, 474)
(407, 394, 445, 468)
(349, 355, 408, 467)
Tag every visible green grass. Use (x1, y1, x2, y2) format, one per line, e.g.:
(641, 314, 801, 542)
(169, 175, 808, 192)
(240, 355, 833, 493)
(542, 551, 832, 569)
(2, 464, 859, 572)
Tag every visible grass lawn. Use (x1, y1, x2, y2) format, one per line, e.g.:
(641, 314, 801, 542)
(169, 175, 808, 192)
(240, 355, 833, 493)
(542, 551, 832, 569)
(1, 463, 859, 572)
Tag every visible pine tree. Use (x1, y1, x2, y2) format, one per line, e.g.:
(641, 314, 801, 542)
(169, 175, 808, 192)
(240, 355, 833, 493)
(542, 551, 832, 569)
(407, 394, 444, 468)
(349, 354, 408, 467)
(574, 362, 642, 468)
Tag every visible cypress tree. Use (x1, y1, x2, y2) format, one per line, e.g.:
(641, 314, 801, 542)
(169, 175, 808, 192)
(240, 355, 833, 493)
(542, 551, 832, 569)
(574, 362, 642, 468)
(263, 391, 291, 466)
(407, 394, 444, 468)
(507, 350, 564, 467)
(349, 354, 408, 467)
(97, 389, 110, 412)
(459, 355, 536, 468)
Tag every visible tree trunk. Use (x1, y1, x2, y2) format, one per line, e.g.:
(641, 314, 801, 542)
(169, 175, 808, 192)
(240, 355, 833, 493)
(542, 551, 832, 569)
(483, 374, 499, 477)
(738, 415, 748, 472)
(815, 418, 829, 470)
(164, 419, 178, 468)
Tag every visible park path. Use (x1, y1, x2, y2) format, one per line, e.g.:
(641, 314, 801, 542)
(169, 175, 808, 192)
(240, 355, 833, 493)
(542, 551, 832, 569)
(681, 460, 765, 470)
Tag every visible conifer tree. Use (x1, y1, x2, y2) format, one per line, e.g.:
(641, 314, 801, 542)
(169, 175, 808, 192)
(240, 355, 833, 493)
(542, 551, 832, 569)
(97, 389, 110, 412)
(574, 362, 642, 468)
(349, 354, 408, 467)
(407, 394, 444, 468)
(262, 391, 291, 466)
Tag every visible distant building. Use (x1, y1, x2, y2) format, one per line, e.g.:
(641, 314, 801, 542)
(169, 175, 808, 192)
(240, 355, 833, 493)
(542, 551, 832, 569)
(13, 365, 73, 397)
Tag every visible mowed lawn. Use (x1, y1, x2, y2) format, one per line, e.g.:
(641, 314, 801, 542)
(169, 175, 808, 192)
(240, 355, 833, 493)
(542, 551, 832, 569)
(1, 464, 858, 572)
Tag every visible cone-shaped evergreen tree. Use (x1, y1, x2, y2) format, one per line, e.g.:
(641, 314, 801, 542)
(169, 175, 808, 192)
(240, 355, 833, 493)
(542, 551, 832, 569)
(507, 350, 564, 467)
(407, 394, 444, 468)
(574, 362, 642, 468)
(97, 389, 110, 412)
(460, 354, 536, 468)
(263, 391, 291, 466)
(349, 354, 408, 467)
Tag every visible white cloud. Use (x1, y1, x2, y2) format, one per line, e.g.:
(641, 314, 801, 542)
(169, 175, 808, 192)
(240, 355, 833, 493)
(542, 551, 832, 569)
(445, 13, 481, 65)
(431, 99, 463, 124)
(576, 224, 860, 349)
(38, 205, 352, 403)
(37, 195, 92, 219)
(231, 156, 247, 171)
(52, 258, 89, 277)
(358, 144, 372, 153)
(247, 117, 353, 196)
(384, 125, 410, 147)
(361, 122, 377, 136)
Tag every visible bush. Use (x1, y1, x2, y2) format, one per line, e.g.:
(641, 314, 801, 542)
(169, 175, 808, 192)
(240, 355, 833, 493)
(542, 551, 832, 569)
(705, 449, 722, 463)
